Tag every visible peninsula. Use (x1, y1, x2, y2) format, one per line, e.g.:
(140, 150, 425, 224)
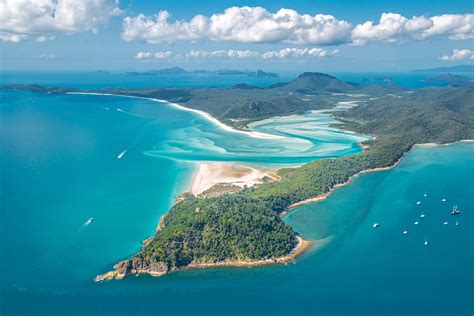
(3, 74, 473, 280)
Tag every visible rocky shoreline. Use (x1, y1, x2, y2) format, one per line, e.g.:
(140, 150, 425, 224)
(94, 236, 311, 282)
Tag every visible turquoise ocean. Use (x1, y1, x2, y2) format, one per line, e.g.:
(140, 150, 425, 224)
(0, 72, 472, 315)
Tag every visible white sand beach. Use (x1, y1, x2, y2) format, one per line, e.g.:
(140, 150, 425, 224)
(190, 162, 277, 195)
(67, 92, 283, 140)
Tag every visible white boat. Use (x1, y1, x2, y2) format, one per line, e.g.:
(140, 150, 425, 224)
(451, 205, 461, 215)
(420, 212, 426, 218)
(414, 221, 420, 225)
(83, 217, 94, 226)
(416, 201, 421, 205)
(441, 198, 447, 202)
(424, 238, 429, 246)
(423, 192, 427, 197)
(403, 230, 408, 235)
(372, 223, 380, 228)
(443, 221, 448, 225)
(117, 149, 127, 159)
(455, 220, 459, 226)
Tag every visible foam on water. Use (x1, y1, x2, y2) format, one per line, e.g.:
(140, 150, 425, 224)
(2, 78, 472, 315)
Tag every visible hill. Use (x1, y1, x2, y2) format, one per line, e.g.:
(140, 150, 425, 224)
(96, 85, 474, 280)
(126, 67, 279, 77)
(4, 72, 402, 129)
(3, 74, 473, 280)
(270, 72, 402, 95)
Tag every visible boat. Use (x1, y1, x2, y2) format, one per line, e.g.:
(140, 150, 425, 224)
(455, 220, 459, 226)
(420, 212, 426, 218)
(416, 201, 421, 205)
(372, 223, 380, 228)
(403, 230, 408, 235)
(117, 149, 127, 159)
(443, 221, 448, 225)
(441, 198, 447, 202)
(423, 192, 427, 197)
(414, 221, 420, 225)
(450, 205, 461, 215)
(424, 238, 429, 246)
(84, 217, 94, 226)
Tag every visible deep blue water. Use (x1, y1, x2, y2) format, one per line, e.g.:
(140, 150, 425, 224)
(0, 73, 473, 315)
(2, 70, 473, 89)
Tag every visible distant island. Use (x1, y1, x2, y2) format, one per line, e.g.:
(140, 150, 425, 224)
(423, 73, 474, 87)
(3, 73, 473, 281)
(413, 64, 474, 73)
(126, 66, 279, 78)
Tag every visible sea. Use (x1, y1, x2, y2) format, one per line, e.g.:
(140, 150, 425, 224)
(0, 71, 473, 315)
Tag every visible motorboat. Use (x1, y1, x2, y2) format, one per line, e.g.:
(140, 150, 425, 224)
(451, 205, 461, 215)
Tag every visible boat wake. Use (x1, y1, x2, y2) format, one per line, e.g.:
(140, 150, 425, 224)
(117, 149, 127, 159)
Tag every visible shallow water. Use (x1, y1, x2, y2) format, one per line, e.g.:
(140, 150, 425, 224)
(0, 87, 369, 314)
(1, 74, 472, 315)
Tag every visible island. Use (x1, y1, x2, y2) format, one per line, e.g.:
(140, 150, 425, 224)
(413, 64, 474, 73)
(424, 73, 474, 87)
(3, 73, 473, 280)
(126, 67, 279, 78)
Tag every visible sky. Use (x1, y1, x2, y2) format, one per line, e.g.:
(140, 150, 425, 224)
(0, 0, 473, 72)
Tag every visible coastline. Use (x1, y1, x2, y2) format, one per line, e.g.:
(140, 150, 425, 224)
(281, 139, 474, 217)
(95, 236, 312, 282)
(186, 236, 312, 269)
(86, 90, 472, 281)
(66, 92, 283, 140)
(190, 162, 278, 196)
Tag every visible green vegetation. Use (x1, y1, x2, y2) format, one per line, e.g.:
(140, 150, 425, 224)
(4, 75, 473, 278)
(130, 85, 474, 275)
(2, 72, 402, 130)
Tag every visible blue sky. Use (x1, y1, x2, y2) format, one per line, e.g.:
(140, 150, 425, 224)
(0, 0, 473, 72)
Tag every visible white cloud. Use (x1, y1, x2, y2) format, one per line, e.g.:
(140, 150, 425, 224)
(154, 51, 173, 59)
(38, 53, 56, 59)
(135, 48, 339, 60)
(122, 6, 352, 45)
(440, 49, 474, 61)
(134, 52, 152, 60)
(122, 8, 474, 47)
(134, 51, 173, 60)
(35, 35, 56, 42)
(351, 13, 474, 45)
(261, 48, 339, 59)
(185, 49, 259, 59)
(0, 0, 122, 42)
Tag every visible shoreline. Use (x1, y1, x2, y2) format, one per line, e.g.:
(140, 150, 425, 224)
(190, 162, 278, 196)
(84, 90, 472, 281)
(95, 236, 312, 282)
(94, 133, 472, 282)
(186, 236, 312, 269)
(281, 139, 474, 217)
(66, 92, 283, 140)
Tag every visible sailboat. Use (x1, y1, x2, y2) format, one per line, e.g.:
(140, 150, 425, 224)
(451, 205, 461, 215)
